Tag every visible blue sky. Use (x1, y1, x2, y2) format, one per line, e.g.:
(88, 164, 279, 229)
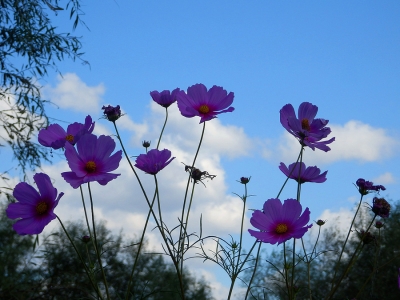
(2, 1, 400, 299)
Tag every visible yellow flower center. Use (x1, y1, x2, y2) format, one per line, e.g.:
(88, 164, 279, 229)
(301, 118, 310, 131)
(275, 223, 288, 234)
(65, 134, 74, 142)
(199, 105, 210, 114)
(85, 161, 97, 173)
(36, 201, 48, 215)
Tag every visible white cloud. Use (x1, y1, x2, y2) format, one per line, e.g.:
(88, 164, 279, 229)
(373, 172, 395, 185)
(44, 73, 105, 112)
(278, 120, 398, 165)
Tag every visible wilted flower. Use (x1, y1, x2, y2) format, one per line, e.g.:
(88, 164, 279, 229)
(6, 173, 64, 235)
(102, 105, 121, 122)
(176, 83, 234, 123)
(135, 149, 175, 175)
(248, 198, 312, 245)
(356, 178, 386, 195)
(357, 230, 375, 245)
(38, 115, 94, 149)
(316, 219, 326, 226)
(61, 134, 122, 188)
(239, 177, 250, 184)
(375, 221, 384, 229)
(372, 197, 391, 218)
(150, 88, 180, 108)
(183, 163, 216, 184)
(279, 162, 327, 184)
(280, 102, 335, 151)
(81, 235, 91, 243)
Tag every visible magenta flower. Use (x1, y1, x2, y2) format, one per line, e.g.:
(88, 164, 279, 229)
(150, 88, 180, 108)
(279, 162, 327, 184)
(249, 198, 312, 245)
(38, 115, 95, 149)
(356, 178, 386, 195)
(280, 102, 335, 151)
(135, 149, 175, 175)
(6, 173, 64, 235)
(102, 105, 121, 122)
(176, 83, 234, 123)
(61, 134, 122, 188)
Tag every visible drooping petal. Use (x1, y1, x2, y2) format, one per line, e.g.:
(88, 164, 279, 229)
(38, 124, 67, 149)
(61, 171, 84, 188)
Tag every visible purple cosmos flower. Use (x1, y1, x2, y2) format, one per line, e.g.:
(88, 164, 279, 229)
(6, 173, 64, 235)
(279, 162, 327, 184)
(356, 178, 386, 195)
(61, 134, 122, 188)
(280, 102, 335, 151)
(150, 88, 180, 108)
(176, 83, 234, 123)
(249, 198, 312, 245)
(371, 197, 391, 218)
(135, 149, 175, 175)
(38, 115, 95, 149)
(102, 105, 121, 122)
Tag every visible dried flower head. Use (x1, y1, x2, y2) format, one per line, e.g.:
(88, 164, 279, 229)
(316, 219, 326, 226)
(102, 105, 121, 122)
(372, 197, 391, 218)
(182, 163, 216, 185)
(239, 177, 250, 184)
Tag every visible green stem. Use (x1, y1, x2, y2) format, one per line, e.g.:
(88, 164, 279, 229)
(244, 242, 262, 300)
(87, 182, 110, 299)
(124, 188, 158, 300)
(57, 216, 103, 300)
(156, 107, 168, 149)
(178, 122, 206, 271)
(326, 215, 376, 300)
(329, 194, 364, 293)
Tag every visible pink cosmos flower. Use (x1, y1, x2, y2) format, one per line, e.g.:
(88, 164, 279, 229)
(38, 115, 95, 149)
(6, 173, 64, 235)
(249, 198, 312, 245)
(150, 88, 180, 108)
(279, 162, 327, 184)
(61, 134, 122, 188)
(176, 83, 234, 123)
(135, 149, 175, 175)
(280, 102, 335, 151)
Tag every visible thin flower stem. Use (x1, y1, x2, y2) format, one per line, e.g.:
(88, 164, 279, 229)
(124, 188, 158, 300)
(87, 182, 110, 300)
(112, 122, 186, 299)
(236, 183, 248, 273)
(329, 194, 364, 293)
(355, 234, 400, 299)
(326, 215, 376, 300)
(178, 122, 206, 271)
(292, 148, 305, 299)
(156, 107, 168, 149)
(180, 181, 196, 273)
(232, 183, 248, 298)
(244, 242, 262, 300)
(80, 185, 93, 239)
(245, 148, 304, 296)
(112, 122, 150, 204)
(370, 228, 381, 296)
(57, 216, 103, 300)
(283, 243, 292, 299)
